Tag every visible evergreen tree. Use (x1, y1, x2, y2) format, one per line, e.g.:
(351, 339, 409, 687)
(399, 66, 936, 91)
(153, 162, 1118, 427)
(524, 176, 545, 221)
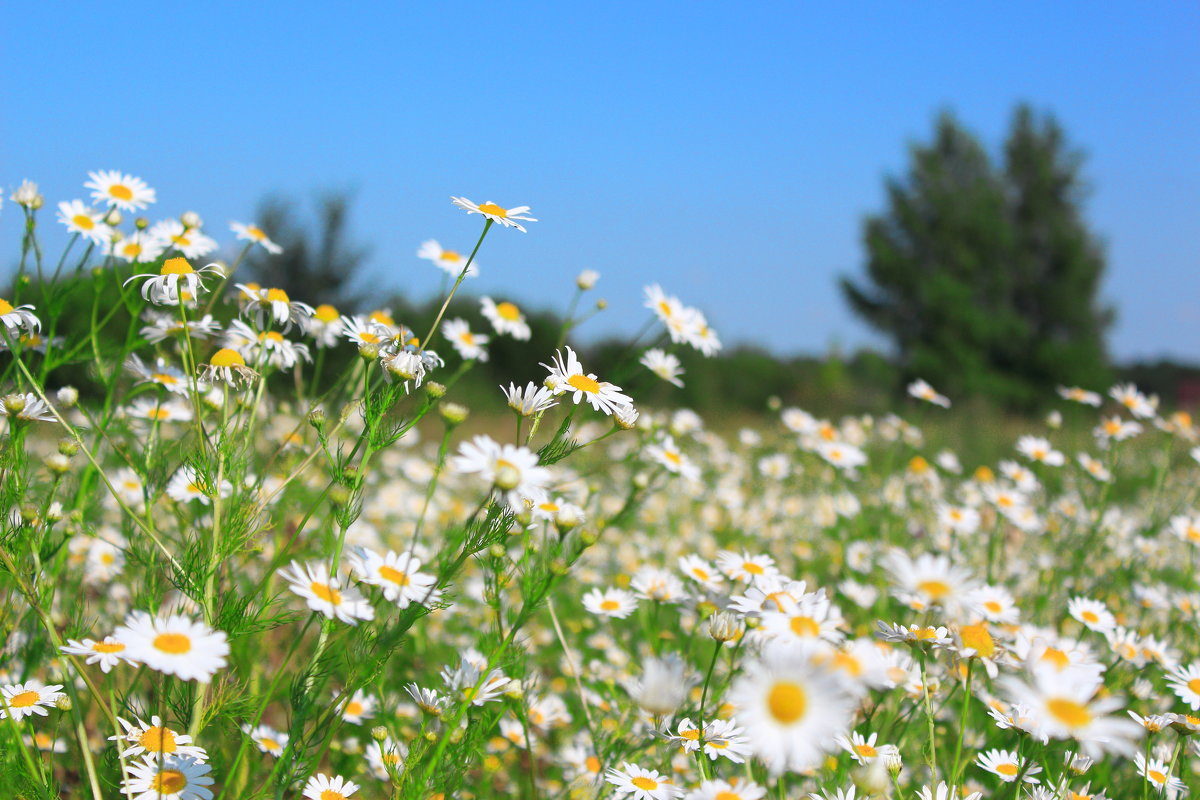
(841, 106, 1112, 407)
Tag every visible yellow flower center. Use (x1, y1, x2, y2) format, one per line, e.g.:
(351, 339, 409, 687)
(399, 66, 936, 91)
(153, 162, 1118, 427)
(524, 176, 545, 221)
(109, 184, 134, 201)
(566, 374, 601, 394)
(743, 562, 765, 576)
(1187, 678, 1200, 694)
(679, 728, 701, 740)
(123, 242, 143, 256)
(210, 348, 247, 367)
(378, 566, 410, 586)
(319, 792, 346, 800)
(0, 299, 12, 314)
(599, 600, 620, 611)
(831, 651, 863, 677)
(664, 450, 682, 465)
(344, 701, 364, 716)
(310, 582, 342, 605)
(1045, 697, 1092, 728)
(139, 726, 178, 752)
(160, 257, 194, 275)
(259, 331, 285, 343)
(441, 249, 461, 261)
(789, 616, 820, 638)
(152, 373, 178, 385)
(715, 793, 741, 800)
(1040, 647, 1071, 670)
(93, 641, 125, 653)
(495, 301, 521, 321)
(855, 743, 877, 758)
(153, 633, 192, 655)
(691, 567, 709, 580)
(1148, 770, 1167, 784)
(767, 680, 807, 724)
(315, 304, 340, 322)
(585, 756, 601, 772)
(630, 777, 658, 791)
(73, 214, 95, 230)
(152, 770, 188, 793)
(266, 288, 290, 302)
(8, 691, 39, 708)
(245, 225, 266, 240)
(369, 310, 395, 326)
(996, 763, 1019, 776)
(909, 456, 929, 473)
(1080, 610, 1099, 623)
(918, 579, 952, 600)
(477, 202, 508, 218)
(959, 623, 995, 658)
(984, 600, 1002, 613)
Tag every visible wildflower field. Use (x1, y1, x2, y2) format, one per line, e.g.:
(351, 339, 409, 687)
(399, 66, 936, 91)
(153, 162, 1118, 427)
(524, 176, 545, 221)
(3, 174, 1200, 800)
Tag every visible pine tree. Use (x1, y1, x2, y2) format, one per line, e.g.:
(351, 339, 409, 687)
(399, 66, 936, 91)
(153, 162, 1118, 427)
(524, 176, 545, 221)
(840, 106, 1112, 407)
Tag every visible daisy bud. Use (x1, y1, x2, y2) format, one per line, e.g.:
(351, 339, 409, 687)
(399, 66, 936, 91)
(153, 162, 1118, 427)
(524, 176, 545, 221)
(576, 270, 600, 290)
(853, 759, 889, 795)
(54, 695, 72, 711)
(439, 402, 468, 426)
(424, 730, 438, 742)
(135, 216, 149, 230)
(57, 438, 78, 456)
(883, 746, 903, 777)
(3, 393, 27, 414)
(448, 728, 464, 745)
(46, 502, 63, 522)
(307, 407, 326, 430)
(488, 544, 506, 559)
(767, 395, 782, 411)
(704, 611, 743, 642)
(104, 208, 122, 226)
(329, 485, 351, 507)
(613, 405, 639, 430)
(595, 298, 607, 310)
(494, 463, 521, 491)
(425, 381, 447, 399)
(55, 388, 78, 410)
(45, 453, 71, 475)
(633, 472, 650, 489)
(180, 211, 203, 229)
(579, 529, 599, 547)
(371, 726, 388, 742)
(358, 341, 381, 359)
(1046, 410, 1063, 429)
(550, 559, 569, 576)
(11, 180, 42, 208)
(555, 507, 582, 531)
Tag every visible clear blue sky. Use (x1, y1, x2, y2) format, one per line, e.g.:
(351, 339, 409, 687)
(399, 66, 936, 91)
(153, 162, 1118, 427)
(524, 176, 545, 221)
(3, 2, 1197, 362)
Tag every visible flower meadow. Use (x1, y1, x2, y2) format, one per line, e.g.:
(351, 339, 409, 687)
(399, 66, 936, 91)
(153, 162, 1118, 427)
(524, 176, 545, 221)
(2, 174, 1200, 800)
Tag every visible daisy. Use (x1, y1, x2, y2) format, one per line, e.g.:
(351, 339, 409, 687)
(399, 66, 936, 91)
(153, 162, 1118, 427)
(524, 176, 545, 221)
(1058, 386, 1102, 406)
(117, 612, 229, 683)
(122, 754, 214, 800)
(716, 550, 779, 583)
(198, 348, 258, 386)
(1135, 754, 1186, 794)
(1016, 436, 1065, 466)
(305, 304, 344, 348)
(647, 435, 701, 481)
(542, 346, 633, 416)
(112, 715, 208, 761)
(1077, 453, 1111, 482)
(405, 683, 445, 716)
(126, 354, 192, 395)
(644, 285, 687, 330)
(148, 219, 218, 260)
(630, 567, 687, 603)
(365, 737, 407, 779)
(502, 381, 558, 416)
(440, 657, 511, 706)
(442, 318, 489, 361)
(1109, 383, 1156, 418)
(967, 585, 1019, 624)
(884, 551, 976, 612)
(938, 504, 981, 535)
(84, 169, 155, 210)
(908, 378, 950, 408)
(230, 221, 282, 254)
(302, 773, 359, 800)
(1067, 597, 1116, 633)
(836, 730, 886, 764)
(140, 311, 222, 343)
(641, 349, 685, 387)
(125, 257, 224, 306)
(1, 393, 56, 422)
(278, 560, 375, 625)
(450, 435, 550, 509)
(759, 595, 845, 646)
(0, 299, 41, 337)
(1094, 415, 1142, 444)
(61, 636, 137, 673)
(241, 724, 288, 757)
(577, 269, 600, 289)
(336, 688, 376, 724)
(418, 239, 479, 276)
(728, 642, 856, 775)
(480, 296, 532, 339)
(582, 587, 638, 619)
(816, 440, 867, 472)
(1165, 662, 1200, 710)
(450, 197, 537, 232)
(604, 762, 682, 800)
(976, 748, 1040, 783)
(915, 783, 981, 800)
(348, 547, 442, 609)
(104, 231, 163, 264)
(1001, 670, 1141, 758)
(0, 680, 64, 720)
(11, 180, 41, 208)
(57, 199, 112, 244)
(233, 284, 314, 331)
(677, 554, 724, 588)
(166, 466, 232, 505)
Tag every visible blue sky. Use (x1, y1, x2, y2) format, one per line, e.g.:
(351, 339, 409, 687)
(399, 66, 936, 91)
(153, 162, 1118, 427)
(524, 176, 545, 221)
(2, 2, 1197, 361)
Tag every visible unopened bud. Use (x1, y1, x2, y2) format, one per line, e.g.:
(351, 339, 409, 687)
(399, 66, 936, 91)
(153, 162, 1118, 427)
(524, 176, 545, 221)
(358, 341, 381, 359)
(104, 209, 122, 226)
(3, 394, 27, 414)
(57, 438, 78, 456)
(135, 217, 149, 230)
(488, 543, 506, 559)
(555, 507, 581, 531)
(45, 453, 71, 475)
(54, 696, 72, 711)
(371, 726, 388, 742)
(576, 270, 599, 290)
(595, 298, 608, 310)
(494, 463, 521, 491)
(704, 611, 743, 642)
(614, 405, 639, 430)
(307, 407, 327, 429)
(424, 381, 446, 399)
(883, 746, 903, 777)
(180, 211, 203, 229)
(550, 559, 569, 576)
(579, 529, 599, 547)
(439, 402, 468, 425)
(20, 506, 38, 524)
(45, 502, 63, 522)
(329, 485, 351, 507)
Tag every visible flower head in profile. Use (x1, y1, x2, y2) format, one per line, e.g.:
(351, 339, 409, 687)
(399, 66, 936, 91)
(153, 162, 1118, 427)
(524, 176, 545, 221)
(230, 221, 282, 254)
(450, 434, 550, 509)
(124, 257, 224, 306)
(542, 346, 633, 416)
(61, 636, 138, 673)
(418, 239, 479, 276)
(1, 392, 56, 422)
(502, 381, 558, 416)
(0, 299, 40, 337)
(148, 219, 218, 260)
(641, 349, 684, 387)
(908, 379, 950, 408)
(450, 197, 537, 232)
(199, 348, 258, 386)
(442, 318, 489, 361)
(85, 170, 156, 211)
(480, 297, 531, 340)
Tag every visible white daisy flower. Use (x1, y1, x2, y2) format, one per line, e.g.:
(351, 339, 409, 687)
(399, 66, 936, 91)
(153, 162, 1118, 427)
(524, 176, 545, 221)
(230, 221, 283, 254)
(85, 170, 155, 211)
(348, 547, 442, 609)
(450, 197, 537, 232)
(61, 636, 137, 673)
(111, 715, 208, 761)
(640, 348, 685, 387)
(480, 296, 532, 340)
(116, 612, 229, 683)
(278, 560, 375, 625)
(0, 680, 65, 721)
(441, 317, 489, 361)
(122, 754, 214, 800)
(542, 346, 632, 416)
(148, 219, 218, 260)
(604, 762, 682, 800)
(57, 199, 112, 244)
(418, 239, 478, 276)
